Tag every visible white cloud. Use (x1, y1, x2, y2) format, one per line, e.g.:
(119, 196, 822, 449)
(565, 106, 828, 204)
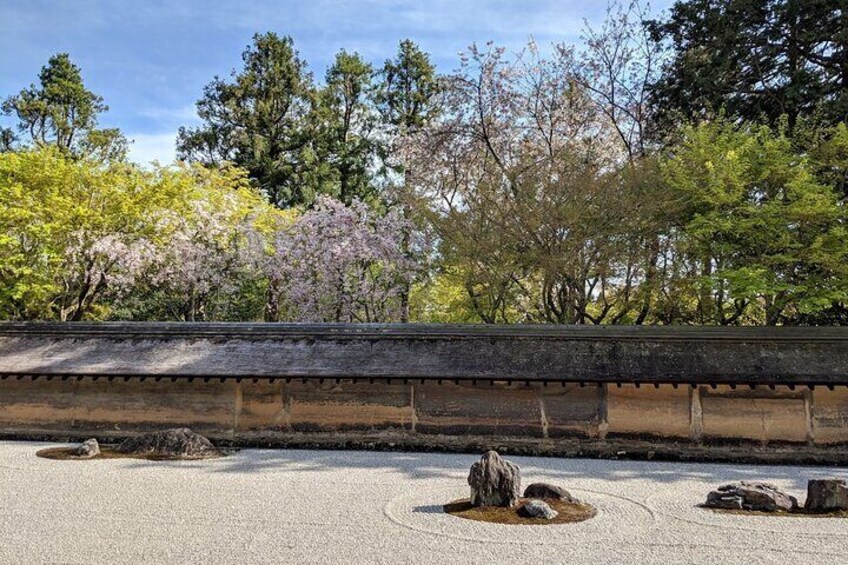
(127, 132, 177, 166)
(136, 104, 199, 124)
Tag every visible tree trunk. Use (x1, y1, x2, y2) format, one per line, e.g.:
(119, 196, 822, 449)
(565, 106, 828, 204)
(635, 238, 660, 325)
(264, 280, 279, 322)
(399, 168, 412, 322)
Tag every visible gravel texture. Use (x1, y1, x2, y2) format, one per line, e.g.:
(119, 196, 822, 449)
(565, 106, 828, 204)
(1, 441, 846, 564)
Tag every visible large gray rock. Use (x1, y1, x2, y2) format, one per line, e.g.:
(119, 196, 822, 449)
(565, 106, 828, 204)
(704, 482, 798, 512)
(468, 450, 521, 507)
(805, 479, 848, 512)
(518, 499, 558, 520)
(116, 428, 219, 458)
(523, 482, 577, 503)
(73, 438, 100, 459)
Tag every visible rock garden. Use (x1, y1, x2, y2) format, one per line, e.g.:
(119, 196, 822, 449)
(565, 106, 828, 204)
(443, 450, 597, 525)
(35, 428, 224, 460)
(34, 437, 848, 523)
(702, 478, 848, 517)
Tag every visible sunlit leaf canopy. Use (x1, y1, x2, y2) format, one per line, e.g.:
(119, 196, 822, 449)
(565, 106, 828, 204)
(2, 0, 847, 325)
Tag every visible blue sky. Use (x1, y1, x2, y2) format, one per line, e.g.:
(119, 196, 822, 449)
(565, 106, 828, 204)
(1, 0, 672, 165)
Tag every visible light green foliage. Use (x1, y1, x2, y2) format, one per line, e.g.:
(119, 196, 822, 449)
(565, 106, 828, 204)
(804, 122, 848, 200)
(410, 266, 522, 324)
(0, 148, 287, 321)
(0, 148, 166, 319)
(661, 120, 848, 324)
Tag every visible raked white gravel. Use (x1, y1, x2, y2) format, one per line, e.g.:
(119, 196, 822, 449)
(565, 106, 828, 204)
(1, 441, 846, 564)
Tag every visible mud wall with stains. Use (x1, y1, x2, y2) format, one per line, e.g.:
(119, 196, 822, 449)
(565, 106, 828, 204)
(2, 323, 847, 462)
(2, 377, 847, 460)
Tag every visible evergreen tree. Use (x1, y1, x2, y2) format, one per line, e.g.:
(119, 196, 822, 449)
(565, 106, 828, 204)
(648, 0, 848, 134)
(375, 40, 440, 320)
(316, 50, 378, 204)
(2, 53, 127, 162)
(177, 33, 320, 208)
(376, 39, 440, 133)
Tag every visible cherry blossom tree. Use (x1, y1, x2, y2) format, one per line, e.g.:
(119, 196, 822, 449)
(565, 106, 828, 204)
(125, 165, 278, 322)
(141, 202, 263, 322)
(578, 0, 665, 162)
(58, 232, 154, 321)
(402, 41, 641, 324)
(265, 196, 418, 322)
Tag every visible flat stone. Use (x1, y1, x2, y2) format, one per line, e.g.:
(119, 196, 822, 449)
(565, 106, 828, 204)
(518, 499, 558, 519)
(468, 450, 521, 507)
(805, 479, 848, 512)
(523, 482, 576, 502)
(73, 438, 100, 459)
(116, 428, 219, 458)
(704, 482, 797, 512)
(705, 491, 744, 510)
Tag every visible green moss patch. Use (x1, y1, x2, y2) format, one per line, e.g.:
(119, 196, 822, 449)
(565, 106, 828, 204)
(444, 497, 597, 525)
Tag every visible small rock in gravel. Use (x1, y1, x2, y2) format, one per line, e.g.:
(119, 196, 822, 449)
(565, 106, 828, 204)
(116, 428, 219, 458)
(805, 479, 848, 512)
(468, 450, 521, 507)
(518, 499, 558, 520)
(704, 482, 797, 512)
(523, 482, 577, 503)
(73, 438, 100, 458)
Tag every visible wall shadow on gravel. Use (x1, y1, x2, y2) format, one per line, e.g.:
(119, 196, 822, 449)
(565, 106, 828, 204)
(112, 448, 847, 491)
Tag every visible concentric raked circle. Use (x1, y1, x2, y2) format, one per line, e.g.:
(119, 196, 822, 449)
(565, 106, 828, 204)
(383, 484, 656, 545)
(383, 482, 846, 559)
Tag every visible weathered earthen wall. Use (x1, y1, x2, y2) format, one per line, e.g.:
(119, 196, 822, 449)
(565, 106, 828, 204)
(2, 378, 846, 458)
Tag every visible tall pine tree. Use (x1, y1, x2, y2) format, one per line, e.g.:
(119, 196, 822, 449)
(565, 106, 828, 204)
(177, 33, 320, 208)
(648, 0, 848, 133)
(2, 53, 127, 162)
